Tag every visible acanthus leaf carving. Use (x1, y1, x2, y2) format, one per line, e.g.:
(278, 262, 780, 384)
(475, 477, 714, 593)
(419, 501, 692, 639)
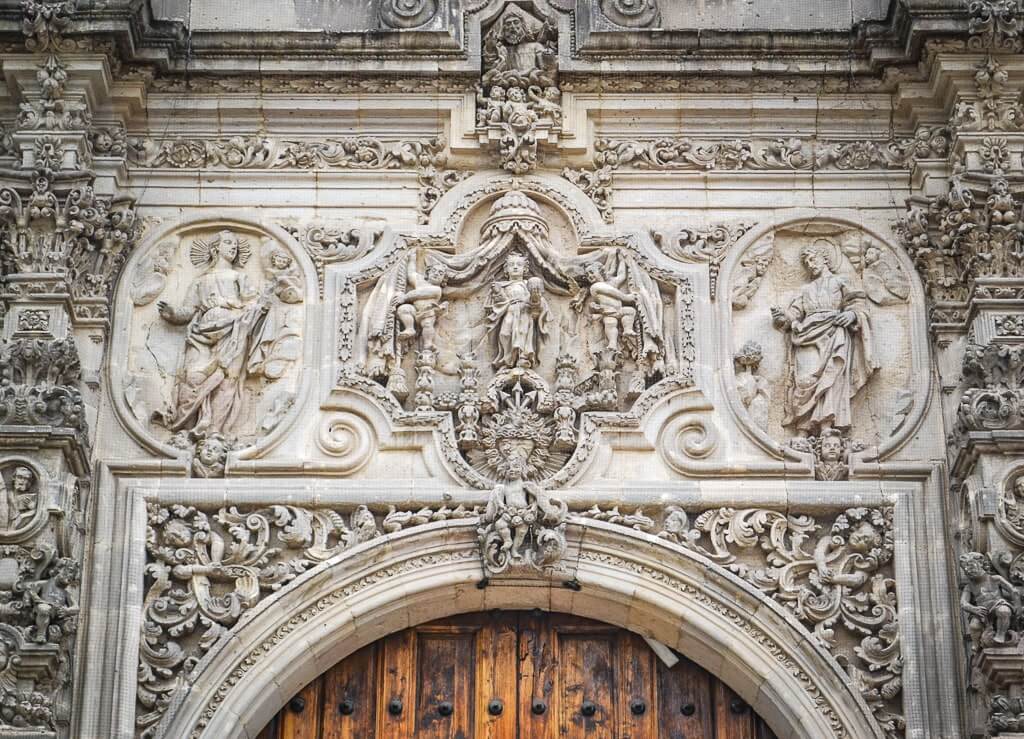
(21, 0, 76, 54)
(658, 506, 904, 738)
(969, 0, 1024, 52)
(652, 222, 755, 297)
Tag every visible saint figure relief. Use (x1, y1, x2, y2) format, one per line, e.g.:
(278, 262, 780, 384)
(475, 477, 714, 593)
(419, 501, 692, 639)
(771, 240, 878, 435)
(485, 252, 551, 370)
(154, 230, 302, 437)
(0, 465, 37, 531)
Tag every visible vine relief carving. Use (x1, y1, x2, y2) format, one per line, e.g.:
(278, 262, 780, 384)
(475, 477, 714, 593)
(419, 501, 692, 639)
(727, 223, 918, 455)
(659, 506, 903, 738)
(119, 226, 308, 473)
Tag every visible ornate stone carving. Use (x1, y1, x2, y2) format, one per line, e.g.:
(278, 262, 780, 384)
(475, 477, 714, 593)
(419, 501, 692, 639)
(16, 308, 49, 332)
(969, 0, 1023, 52)
(960, 551, 1023, 650)
(21, 0, 76, 53)
(771, 240, 878, 437)
(282, 222, 384, 297)
(956, 343, 1024, 436)
(418, 166, 473, 224)
(659, 506, 903, 737)
(477, 5, 560, 174)
(129, 241, 175, 307)
(17, 54, 90, 132)
(121, 227, 306, 465)
(350, 190, 691, 487)
(378, 0, 438, 28)
(733, 341, 769, 431)
(598, 0, 660, 28)
(0, 336, 86, 440)
(561, 165, 613, 223)
(653, 223, 755, 298)
(130, 135, 448, 171)
(730, 238, 775, 309)
(0, 543, 80, 732)
(0, 463, 41, 538)
(791, 430, 863, 482)
(0, 172, 139, 323)
(953, 58, 1024, 133)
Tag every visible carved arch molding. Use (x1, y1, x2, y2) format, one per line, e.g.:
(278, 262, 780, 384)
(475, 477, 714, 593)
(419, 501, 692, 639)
(150, 520, 882, 739)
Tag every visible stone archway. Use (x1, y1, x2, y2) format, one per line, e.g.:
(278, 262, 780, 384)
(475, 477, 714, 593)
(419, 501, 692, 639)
(154, 518, 881, 739)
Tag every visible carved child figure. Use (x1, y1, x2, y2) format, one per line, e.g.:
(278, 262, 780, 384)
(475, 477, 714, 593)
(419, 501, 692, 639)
(960, 551, 1020, 647)
(582, 260, 638, 354)
(396, 251, 449, 352)
(26, 557, 79, 644)
(815, 430, 849, 482)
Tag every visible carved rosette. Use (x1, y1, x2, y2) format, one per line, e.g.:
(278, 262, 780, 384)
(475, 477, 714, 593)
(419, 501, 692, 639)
(378, 0, 438, 28)
(599, 0, 660, 28)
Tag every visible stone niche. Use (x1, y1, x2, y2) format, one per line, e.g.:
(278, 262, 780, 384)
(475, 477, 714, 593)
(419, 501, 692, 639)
(724, 220, 927, 456)
(112, 222, 314, 468)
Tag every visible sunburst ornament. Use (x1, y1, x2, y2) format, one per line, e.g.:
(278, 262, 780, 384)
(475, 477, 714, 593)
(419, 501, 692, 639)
(468, 379, 568, 482)
(189, 230, 252, 268)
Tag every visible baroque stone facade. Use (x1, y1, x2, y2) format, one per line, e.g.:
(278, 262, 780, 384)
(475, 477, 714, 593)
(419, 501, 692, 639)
(0, 1, 1009, 738)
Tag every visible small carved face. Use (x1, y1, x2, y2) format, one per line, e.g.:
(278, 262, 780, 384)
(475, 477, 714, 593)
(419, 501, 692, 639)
(507, 87, 526, 103)
(1015, 476, 1024, 498)
(216, 231, 240, 264)
(11, 466, 34, 493)
(94, 131, 113, 152)
(960, 552, 987, 579)
(801, 248, 826, 277)
(197, 438, 227, 467)
(864, 245, 881, 266)
(820, 434, 843, 462)
(584, 262, 604, 283)
(163, 519, 193, 547)
(352, 505, 375, 530)
(847, 522, 880, 553)
(490, 86, 506, 101)
(504, 254, 528, 281)
(544, 86, 560, 102)
(499, 439, 535, 477)
(501, 15, 527, 45)
(270, 251, 293, 271)
(425, 263, 449, 286)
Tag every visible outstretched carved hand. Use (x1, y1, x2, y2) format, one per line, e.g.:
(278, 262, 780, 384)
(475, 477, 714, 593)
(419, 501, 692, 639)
(156, 300, 174, 321)
(770, 306, 787, 329)
(835, 310, 857, 328)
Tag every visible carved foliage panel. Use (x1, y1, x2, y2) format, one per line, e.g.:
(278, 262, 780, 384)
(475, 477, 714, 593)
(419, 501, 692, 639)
(725, 221, 922, 455)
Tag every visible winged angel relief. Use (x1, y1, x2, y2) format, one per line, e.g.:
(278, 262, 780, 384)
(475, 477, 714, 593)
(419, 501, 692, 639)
(346, 191, 692, 573)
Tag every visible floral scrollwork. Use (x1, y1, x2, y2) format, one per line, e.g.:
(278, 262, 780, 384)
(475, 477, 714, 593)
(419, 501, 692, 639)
(659, 506, 903, 738)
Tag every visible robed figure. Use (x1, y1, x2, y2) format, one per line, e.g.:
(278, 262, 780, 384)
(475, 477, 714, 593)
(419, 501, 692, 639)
(772, 240, 878, 434)
(155, 230, 301, 436)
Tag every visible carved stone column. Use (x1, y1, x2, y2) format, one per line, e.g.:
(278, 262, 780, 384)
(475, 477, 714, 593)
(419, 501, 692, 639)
(0, 3, 139, 736)
(900, 7, 1024, 734)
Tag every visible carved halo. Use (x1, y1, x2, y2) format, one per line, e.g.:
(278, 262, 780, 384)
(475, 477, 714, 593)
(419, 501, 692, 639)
(189, 230, 252, 268)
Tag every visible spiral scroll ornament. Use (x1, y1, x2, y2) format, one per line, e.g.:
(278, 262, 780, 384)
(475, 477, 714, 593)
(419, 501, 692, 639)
(599, 0, 661, 28)
(379, 0, 438, 28)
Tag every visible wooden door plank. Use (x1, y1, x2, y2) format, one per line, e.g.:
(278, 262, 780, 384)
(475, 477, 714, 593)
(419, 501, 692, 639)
(414, 629, 477, 738)
(474, 614, 517, 739)
(517, 611, 557, 739)
(377, 627, 417, 738)
(557, 630, 616, 738)
(278, 679, 322, 739)
(254, 715, 279, 739)
(713, 681, 757, 739)
(656, 655, 714, 739)
(321, 642, 378, 739)
(617, 632, 657, 739)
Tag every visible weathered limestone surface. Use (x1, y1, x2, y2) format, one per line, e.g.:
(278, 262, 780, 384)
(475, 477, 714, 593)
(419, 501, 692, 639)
(0, 1, 1013, 738)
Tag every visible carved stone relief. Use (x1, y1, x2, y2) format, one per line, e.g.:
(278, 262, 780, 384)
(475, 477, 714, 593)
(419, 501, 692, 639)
(0, 461, 48, 541)
(345, 190, 693, 496)
(726, 223, 919, 454)
(117, 225, 310, 469)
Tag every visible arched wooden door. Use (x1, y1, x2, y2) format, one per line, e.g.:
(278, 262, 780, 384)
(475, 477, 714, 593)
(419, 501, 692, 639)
(257, 611, 778, 739)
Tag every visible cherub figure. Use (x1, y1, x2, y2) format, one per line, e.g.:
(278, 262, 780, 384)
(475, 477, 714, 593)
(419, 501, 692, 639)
(960, 551, 1020, 647)
(396, 250, 449, 352)
(26, 557, 79, 644)
(814, 430, 849, 481)
(477, 85, 507, 127)
(582, 259, 637, 353)
(528, 85, 562, 124)
(502, 86, 537, 132)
